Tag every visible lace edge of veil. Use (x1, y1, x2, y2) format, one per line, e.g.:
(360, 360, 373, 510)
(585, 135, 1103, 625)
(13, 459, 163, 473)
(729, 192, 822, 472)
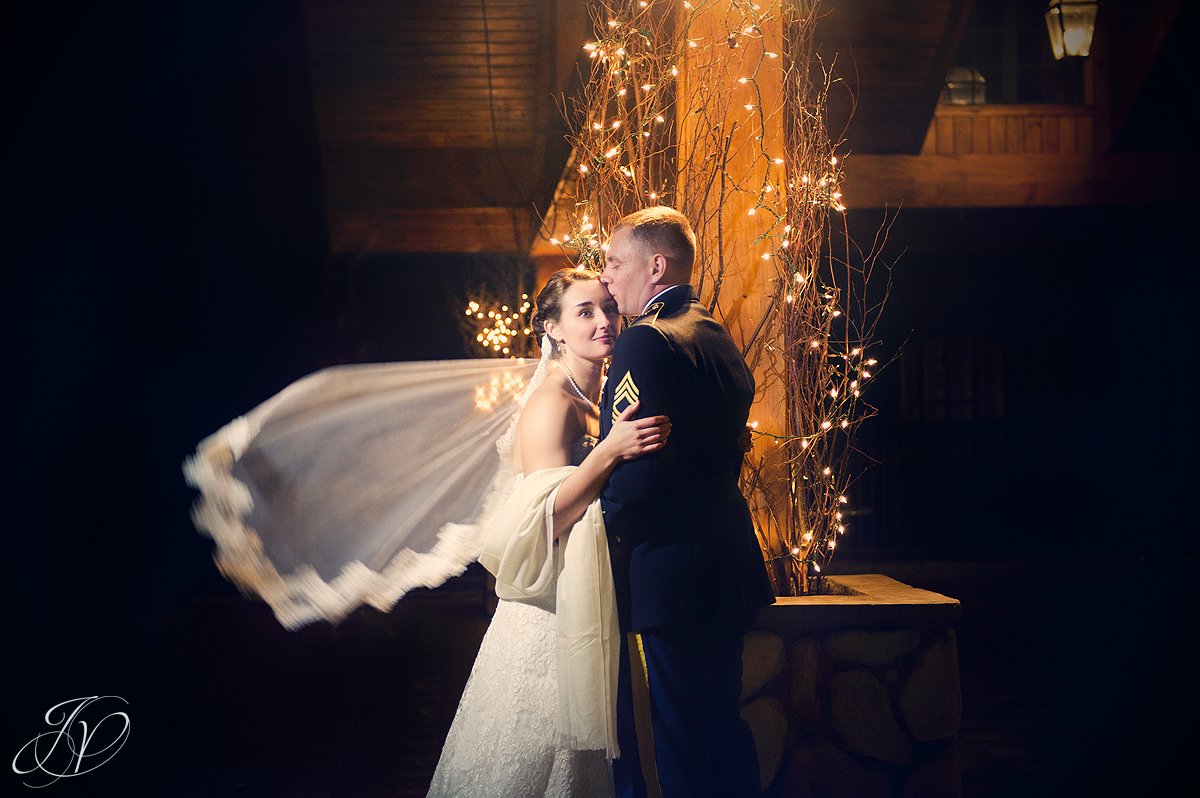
(183, 409, 519, 633)
(183, 351, 549, 632)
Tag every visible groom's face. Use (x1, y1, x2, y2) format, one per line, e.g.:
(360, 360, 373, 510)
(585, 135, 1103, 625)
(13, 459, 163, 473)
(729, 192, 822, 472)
(601, 227, 654, 316)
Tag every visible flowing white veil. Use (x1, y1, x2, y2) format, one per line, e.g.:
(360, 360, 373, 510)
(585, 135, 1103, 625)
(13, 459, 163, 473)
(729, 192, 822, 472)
(183, 343, 553, 630)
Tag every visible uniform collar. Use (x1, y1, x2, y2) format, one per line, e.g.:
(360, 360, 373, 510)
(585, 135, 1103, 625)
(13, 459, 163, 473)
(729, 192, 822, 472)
(639, 284, 696, 316)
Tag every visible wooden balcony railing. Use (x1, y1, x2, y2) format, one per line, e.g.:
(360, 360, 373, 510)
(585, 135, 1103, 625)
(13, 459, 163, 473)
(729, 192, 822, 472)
(920, 104, 1098, 156)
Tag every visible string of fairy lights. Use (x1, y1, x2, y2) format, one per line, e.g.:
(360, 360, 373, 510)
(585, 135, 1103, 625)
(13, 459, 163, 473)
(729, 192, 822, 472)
(465, 0, 884, 594)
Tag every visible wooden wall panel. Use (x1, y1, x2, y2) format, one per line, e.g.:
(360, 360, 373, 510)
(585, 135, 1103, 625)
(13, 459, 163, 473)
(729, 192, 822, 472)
(304, 0, 548, 149)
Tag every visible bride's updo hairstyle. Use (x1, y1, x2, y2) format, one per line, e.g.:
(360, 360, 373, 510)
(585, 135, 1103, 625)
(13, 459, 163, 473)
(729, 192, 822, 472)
(531, 266, 601, 357)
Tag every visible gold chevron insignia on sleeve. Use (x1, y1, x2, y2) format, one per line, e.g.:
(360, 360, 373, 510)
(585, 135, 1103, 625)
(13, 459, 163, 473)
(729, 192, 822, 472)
(611, 371, 640, 423)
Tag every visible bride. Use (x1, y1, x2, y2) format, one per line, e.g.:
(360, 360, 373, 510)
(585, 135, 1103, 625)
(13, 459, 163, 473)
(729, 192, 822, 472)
(428, 267, 668, 797)
(183, 267, 668, 798)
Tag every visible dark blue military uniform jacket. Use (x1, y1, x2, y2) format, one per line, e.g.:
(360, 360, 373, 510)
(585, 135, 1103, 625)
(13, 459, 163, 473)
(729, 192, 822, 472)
(600, 285, 775, 632)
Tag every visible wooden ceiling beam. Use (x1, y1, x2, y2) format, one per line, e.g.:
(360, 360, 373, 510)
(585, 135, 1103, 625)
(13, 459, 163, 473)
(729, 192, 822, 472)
(841, 152, 1197, 208)
(329, 208, 538, 254)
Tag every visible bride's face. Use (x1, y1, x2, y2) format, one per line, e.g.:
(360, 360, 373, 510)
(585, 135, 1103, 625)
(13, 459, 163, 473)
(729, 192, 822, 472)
(546, 279, 620, 363)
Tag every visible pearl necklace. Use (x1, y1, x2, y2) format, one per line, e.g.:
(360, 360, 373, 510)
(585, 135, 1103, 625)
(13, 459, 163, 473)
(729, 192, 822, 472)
(559, 362, 600, 415)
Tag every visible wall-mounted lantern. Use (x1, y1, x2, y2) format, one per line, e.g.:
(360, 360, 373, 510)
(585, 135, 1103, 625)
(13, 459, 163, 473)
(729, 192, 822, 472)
(942, 67, 987, 105)
(1044, 1, 1099, 60)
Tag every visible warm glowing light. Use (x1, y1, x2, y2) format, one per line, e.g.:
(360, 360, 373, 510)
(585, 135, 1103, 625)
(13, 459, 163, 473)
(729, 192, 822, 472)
(747, 207, 756, 216)
(744, 104, 755, 111)
(785, 294, 793, 303)
(761, 252, 771, 260)
(738, 77, 749, 84)
(821, 420, 832, 429)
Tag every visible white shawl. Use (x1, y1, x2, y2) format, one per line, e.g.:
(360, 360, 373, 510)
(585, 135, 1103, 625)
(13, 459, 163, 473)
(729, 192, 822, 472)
(477, 466, 620, 759)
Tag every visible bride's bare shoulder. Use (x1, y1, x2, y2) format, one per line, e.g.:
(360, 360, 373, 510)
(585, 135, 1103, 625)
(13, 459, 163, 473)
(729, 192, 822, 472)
(515, 374, 584, 468)
(520, 374, 575, 431)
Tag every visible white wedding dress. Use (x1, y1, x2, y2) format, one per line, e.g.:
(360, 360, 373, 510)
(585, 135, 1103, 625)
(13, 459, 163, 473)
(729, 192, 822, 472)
(428, 434, 615, 798)
(183, 352, 617, 798)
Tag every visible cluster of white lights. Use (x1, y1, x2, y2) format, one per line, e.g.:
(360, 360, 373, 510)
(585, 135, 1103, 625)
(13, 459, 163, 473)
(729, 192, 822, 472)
(465, 295, 532, 356)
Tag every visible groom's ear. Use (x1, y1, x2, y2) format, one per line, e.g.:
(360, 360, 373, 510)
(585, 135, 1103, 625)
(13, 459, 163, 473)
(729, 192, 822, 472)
(649, 253, 668, 279)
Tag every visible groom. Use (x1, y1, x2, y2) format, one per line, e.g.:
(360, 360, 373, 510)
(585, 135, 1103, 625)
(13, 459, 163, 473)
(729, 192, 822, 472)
(599, 206, 775, 798)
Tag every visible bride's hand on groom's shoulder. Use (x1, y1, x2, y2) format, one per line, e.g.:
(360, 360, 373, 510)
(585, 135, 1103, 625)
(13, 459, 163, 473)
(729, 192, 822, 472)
(606, 401, 671, 461)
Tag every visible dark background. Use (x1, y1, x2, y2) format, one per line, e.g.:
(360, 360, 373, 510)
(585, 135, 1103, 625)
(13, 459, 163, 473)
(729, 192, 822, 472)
(7, 2, 1196, 795)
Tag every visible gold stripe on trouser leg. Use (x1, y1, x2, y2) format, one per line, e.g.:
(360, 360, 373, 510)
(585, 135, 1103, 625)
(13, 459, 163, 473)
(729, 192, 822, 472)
(628, 632, 663, 798)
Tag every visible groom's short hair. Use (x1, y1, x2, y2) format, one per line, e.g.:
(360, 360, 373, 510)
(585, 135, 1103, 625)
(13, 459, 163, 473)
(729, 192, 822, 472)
(613, 206, 696, 276)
